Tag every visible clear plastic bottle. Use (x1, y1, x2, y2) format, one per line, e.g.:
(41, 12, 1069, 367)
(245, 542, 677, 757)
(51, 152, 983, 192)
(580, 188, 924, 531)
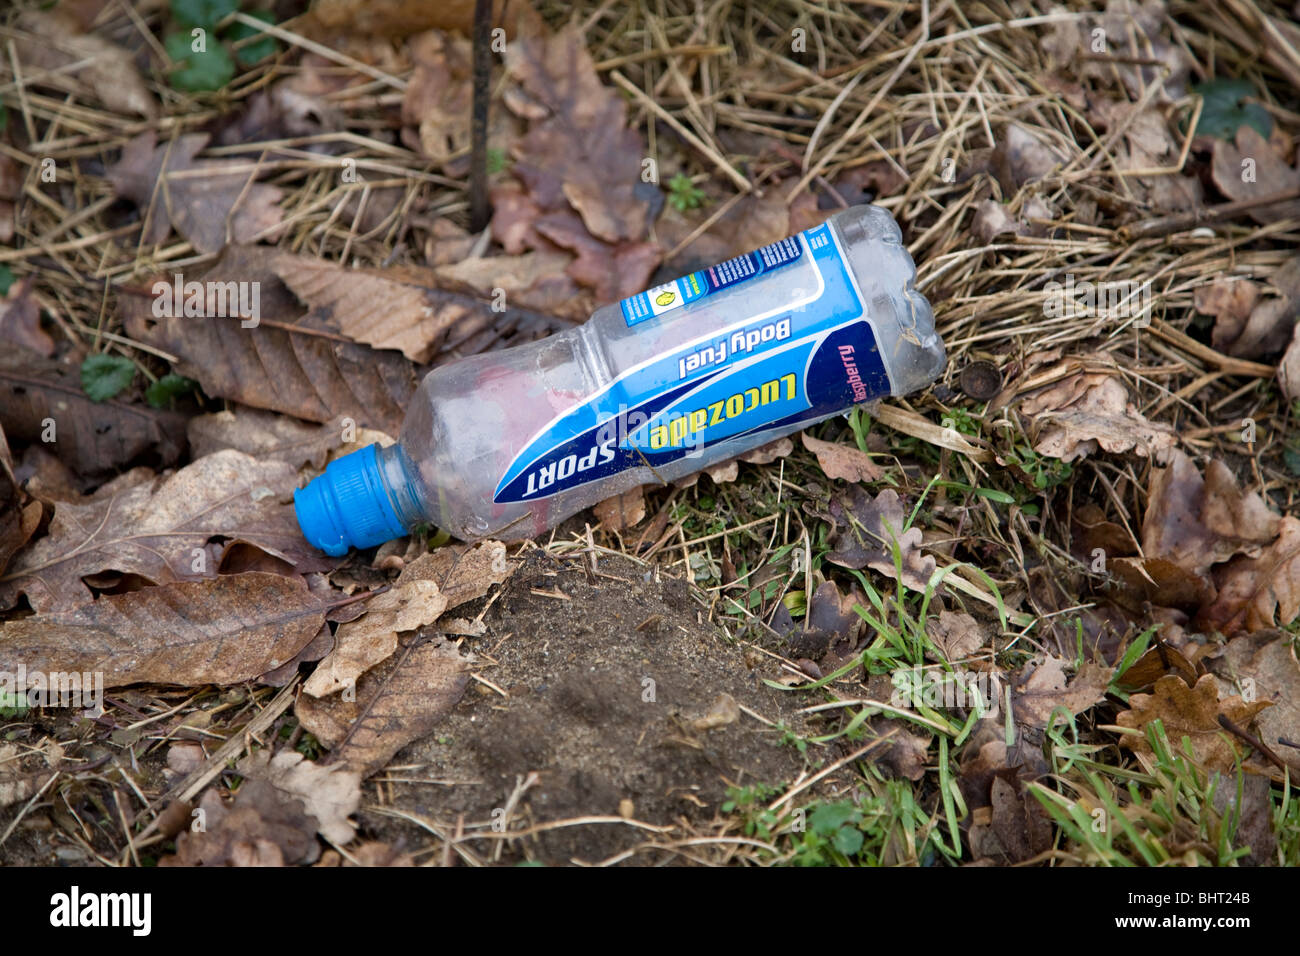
(295, 204, 945, 555)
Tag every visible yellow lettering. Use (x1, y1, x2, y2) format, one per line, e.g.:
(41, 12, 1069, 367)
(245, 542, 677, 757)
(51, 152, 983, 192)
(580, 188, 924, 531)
(782, 373, 796, 400)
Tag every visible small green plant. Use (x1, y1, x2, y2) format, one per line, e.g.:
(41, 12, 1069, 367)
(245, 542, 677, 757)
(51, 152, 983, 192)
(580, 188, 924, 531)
(145, 373, 199, 409)
(485, 147, 509, 174)
(0, 264, 14, 296)
(165, 0, 278, 93)
(666, 173, 708, 212)
(1193, 78, 1273, 141)
(80, 353, 136, 402)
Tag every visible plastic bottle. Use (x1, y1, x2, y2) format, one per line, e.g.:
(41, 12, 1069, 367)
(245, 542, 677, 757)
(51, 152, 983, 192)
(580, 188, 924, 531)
(295, 203, 945, 555)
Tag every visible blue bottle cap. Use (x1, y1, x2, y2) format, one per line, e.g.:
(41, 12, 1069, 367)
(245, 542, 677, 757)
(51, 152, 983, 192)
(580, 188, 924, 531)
(294, 444, 409, 556)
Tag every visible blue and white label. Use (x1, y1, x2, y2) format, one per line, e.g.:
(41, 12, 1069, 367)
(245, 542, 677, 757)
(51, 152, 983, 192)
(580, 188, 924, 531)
(619, 236, 803, 326)
(495, 222, 890, 504)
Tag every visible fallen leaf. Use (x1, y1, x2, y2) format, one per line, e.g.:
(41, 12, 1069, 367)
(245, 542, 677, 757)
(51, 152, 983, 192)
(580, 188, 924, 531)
(400, 30, 473, 164)
(825, 486, 936, 591)
(0, 346, 187, 478)
(1211, 629, 1300, 773)
(1010, 656, 1112, 731)
(505, 28, 651, 245)
(14, 10, 157, 119)
(0, 573, 332, 687)
(1211, 126, 1300, 225)
(0, 450, 328, 612)
(990, 124, 1066, 194)
(926, 609, 986, 663)
(238, 750, 362, 845)
(0, 424, 40, 578)
(162, 779, 320, 866)
(801, 431, 884, 482)
(1280, 323, 1300, 402)
(1116, 673, 1273, 772)
(295, 635, 472, 775)
(1195, 274, 1297, 359)
(107, 132, 283, 254)
(1200, 516, 1300, 634)
(271, 254, 561, 363)
(1019, 369, 1176, 462)
(394, 541, 512, 610)
(593, 486, 646, 532)
(0, 279, 53, 357)
(121, 265, 418, 436)
(1143, 450, 1280, 577)
(1089, 100, 1201, 213)
(991, 774, 1053, 863)
(304, 580, 448, 697)
(188, 408, 348, 471)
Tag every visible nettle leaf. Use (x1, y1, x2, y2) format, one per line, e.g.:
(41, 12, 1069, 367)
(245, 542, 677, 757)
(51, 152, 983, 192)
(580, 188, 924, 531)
(228, 10, 278, 66)
(80, 354, 136, 402)
(170, 0, 239, 31)
(145, 373, 198, 408)
(164, 31, 235, 92)
(0, 265, 13, 296)
(832, 825, 865, 857)
(809, 802, 859, 836)
(1193, 78, 1273, 141)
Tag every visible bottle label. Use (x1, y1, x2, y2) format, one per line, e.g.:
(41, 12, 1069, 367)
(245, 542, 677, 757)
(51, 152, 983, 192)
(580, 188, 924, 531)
(494, 221, 891, 504)
(619, 236, 803, 325)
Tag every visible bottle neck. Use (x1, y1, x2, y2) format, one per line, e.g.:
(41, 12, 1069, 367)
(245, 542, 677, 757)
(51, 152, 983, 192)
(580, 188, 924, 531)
(373, 442, 429, 532)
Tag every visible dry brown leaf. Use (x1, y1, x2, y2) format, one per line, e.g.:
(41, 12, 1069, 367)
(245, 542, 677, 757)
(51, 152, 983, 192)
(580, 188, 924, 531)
(1280, 323, 1300, 402)
(1089, 100, 1201, 213)
(107, 133, 283, 254)
(990, 775, 1053, 863)
(1143, 450, 1280, 578)
(1211, 630, 1300, 773)
(593, 486, 646, 532)
(1116, 673, 1273, 771)
(394, 541, 512, 610)
(1010, 656, 1112, 730)
(121, 251, 419, 435)
(531, 209, 661, 305)
(505, 28, 651, 245)
(801, 431, 883, 482)
(401, 30, 473, 164)
(0, 279, 53, 357)
(303, 580, 448, 697)
(295, 635, 472, 776)
(188, 408, 348, 471)
(14, 10, 157, 119)
(1019, 370, 1176, 462)
(274, 255, 498, 363)
(0, 424, 40, 579)
(825, 487, 936, 591)
(162, 778, 319, 866)
(1201, 516, 1300, 635)
(990, 124, 1066, 194)
(1211, 126, 1300, 225)
(0, 573, 331, 687)
(0, 346, 187, 479)
(0, 450, 328, 612)
(238, 750, 362, 845)
(926, 609, 986, 663)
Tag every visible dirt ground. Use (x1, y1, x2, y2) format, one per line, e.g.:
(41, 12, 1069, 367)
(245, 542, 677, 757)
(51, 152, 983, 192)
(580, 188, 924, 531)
(363, 551, 818, 865)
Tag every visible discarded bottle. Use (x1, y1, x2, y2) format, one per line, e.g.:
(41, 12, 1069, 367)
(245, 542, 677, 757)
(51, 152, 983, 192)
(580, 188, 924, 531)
(295, 204, 945, 555)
